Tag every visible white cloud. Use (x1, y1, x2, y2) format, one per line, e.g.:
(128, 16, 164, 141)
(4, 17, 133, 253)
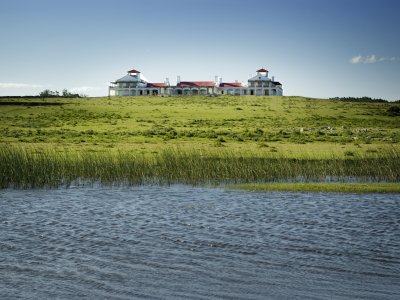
(0, 82, 43, 89)
(350, 55, 363, 64)
(70, 86, 102, 94)
(350, 54, 398, 64)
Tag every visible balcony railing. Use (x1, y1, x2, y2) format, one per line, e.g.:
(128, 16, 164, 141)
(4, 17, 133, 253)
(109, 86, 138, 89)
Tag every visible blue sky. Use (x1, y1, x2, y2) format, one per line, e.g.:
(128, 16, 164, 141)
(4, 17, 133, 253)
(1, 0, 399, 100)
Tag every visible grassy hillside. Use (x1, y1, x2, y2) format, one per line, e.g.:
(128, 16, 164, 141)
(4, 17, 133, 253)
(1, 95, 399, 188)
(1, 95, 399, 157)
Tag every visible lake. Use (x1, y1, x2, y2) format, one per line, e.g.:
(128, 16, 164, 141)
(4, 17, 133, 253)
(1, 185, 399, 299)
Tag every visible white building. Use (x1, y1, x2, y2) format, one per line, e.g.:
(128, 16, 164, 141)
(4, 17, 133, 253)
(109, 68, 283, 97)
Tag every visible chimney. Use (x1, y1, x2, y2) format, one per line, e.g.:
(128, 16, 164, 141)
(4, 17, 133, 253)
(177, 76, 181, 84)
(272, 76, 275, 82)
(215, 76, 218, 85)
(165, 78, 170, 86)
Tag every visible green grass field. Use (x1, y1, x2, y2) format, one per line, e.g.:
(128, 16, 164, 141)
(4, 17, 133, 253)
(1, 95, 399, 189)
(1, 95, 399, 154)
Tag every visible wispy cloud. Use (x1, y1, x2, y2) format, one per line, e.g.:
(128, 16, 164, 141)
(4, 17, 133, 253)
(350, 55, 398, 64)
(0, 82, 43, 89)
(70, 86, 102, 94)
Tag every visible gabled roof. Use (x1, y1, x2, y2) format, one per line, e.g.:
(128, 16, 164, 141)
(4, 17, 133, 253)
(147, 83, 167, 87)
(219, 82, 242, 87)
(272, 81, 282, 86)
(257, 68, 268, 72)
(177, 81, 216, 87)
(115, 74, 140, 83)
(128, 68, 141, 74)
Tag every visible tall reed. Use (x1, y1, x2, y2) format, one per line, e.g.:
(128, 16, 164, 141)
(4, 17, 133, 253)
(0, 144, 399, 188)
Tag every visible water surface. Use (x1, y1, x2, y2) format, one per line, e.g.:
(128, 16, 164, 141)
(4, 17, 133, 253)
(1, 185, 399, 299)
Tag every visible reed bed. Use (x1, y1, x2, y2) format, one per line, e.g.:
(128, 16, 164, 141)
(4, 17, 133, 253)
(0, 144, 399, 188)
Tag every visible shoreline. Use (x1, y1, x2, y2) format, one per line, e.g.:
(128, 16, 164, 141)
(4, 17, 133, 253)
(227, 182, 400, 193)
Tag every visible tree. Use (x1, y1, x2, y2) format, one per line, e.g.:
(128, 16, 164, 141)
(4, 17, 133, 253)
(39, 89, 81, 98)
(39, 89, 54, 98)
(62, 89, 70, 97)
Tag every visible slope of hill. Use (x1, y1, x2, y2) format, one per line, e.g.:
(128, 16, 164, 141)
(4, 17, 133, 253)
(1, 95, 398, 157)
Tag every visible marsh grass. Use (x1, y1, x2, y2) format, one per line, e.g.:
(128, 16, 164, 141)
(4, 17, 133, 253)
(1, 144, 399, 188)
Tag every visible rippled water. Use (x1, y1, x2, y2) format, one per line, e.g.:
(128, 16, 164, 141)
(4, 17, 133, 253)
(1, 185, 399, 299)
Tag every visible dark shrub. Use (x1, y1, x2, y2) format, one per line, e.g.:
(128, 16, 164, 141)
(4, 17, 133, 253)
(387, 106, 400, 116)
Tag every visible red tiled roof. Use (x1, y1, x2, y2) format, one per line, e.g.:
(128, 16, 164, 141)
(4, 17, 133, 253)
(256, 68, 268, 72)
(177, 81, 215, 87)
(147, 83, 166, 87)
(128, 68, 141, 73)
(219, 82, 242, 87)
